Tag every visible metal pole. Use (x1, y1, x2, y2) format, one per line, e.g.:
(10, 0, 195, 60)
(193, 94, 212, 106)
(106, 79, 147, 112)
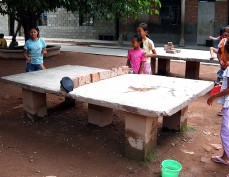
(179, 0, 185, 46)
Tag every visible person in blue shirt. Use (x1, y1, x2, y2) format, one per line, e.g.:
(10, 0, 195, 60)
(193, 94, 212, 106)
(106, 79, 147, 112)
(23, 26, 47, 72)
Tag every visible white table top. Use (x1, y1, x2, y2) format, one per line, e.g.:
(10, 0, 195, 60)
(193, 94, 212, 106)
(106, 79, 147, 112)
(69, 74, 213, 117)
(156, 47, 218, 64)
(1, 65, 108, 96)
(1, 65, 214, 117)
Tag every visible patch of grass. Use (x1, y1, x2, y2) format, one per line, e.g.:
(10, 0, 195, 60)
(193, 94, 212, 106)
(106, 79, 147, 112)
(181, 125, 197, 133)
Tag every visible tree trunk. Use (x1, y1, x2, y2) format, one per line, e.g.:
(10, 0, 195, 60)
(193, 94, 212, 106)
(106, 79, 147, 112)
(20, 13, 41, 42)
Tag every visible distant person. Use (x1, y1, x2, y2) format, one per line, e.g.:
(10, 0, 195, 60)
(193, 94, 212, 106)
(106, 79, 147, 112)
(209, 27, 226, 60)
(215, 26, 229, 86)
(23, 26, 47, 72)
(207, 40, 229, 172)
(137, 23, 157, 74)
(214, 26, 229, 116)
(0, 33, 7, 49)
(9, 36, 19, 49)
(126, 34, 146, 74)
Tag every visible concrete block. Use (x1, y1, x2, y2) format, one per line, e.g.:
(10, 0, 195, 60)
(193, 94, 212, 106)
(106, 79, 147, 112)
(99, 70, 111, 80)
(22, 88, 47, 121)
(110, 68, 118, 77)
(88, 104, 113, 127)
(90, 72, 100, 83)
(166, 49, 177, 54)
(123, 111, 158, 161)
(168, 42, 173, 46)
(73, 77, 80, 88)
(117, 67, 123, 76)
(121, 66, 129, 74)
(85, 74, 91, 84)
(79, 75, 86, 86)
(162, 106, 188, 131)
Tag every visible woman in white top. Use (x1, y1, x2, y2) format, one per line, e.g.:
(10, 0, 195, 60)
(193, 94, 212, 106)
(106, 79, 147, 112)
(137, 23, 157, 74)
(208, 40, 229, 174)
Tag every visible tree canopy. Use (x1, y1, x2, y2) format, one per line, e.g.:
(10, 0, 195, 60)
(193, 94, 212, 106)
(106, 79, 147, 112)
(0, 0, 160, 40)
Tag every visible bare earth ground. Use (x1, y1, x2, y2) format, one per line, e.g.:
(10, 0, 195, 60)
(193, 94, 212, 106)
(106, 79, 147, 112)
(0, 51, 228, 177)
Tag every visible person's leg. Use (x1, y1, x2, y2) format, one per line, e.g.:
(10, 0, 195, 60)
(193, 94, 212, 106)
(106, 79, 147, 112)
(34, 64, 43, 71)
(212, 48, 218, 54)
(220, 107, 229, 162)
(210, 47, 218, 59)
(26, 63, 35, 72)
(210, 47, 214, 58)
(212, 108, 229, 164)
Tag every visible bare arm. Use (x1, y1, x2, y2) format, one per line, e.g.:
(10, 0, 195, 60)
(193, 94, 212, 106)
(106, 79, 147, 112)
(207, 78, 229, 105)
(126, 59, 130, 67)
(138, 61, 145, 74)
(145, 48, 157, 58)
(42, 48, 47, 55)
(23, 49, 31, 62)
(209, 36, 221, 41)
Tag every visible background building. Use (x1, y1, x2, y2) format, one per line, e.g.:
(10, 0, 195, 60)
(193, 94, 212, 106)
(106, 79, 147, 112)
(0, 0, 228, 45)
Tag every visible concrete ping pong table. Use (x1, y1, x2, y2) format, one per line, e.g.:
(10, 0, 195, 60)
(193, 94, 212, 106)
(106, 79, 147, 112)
(151, 47, 219, 79)
(1, 65, 214, 161)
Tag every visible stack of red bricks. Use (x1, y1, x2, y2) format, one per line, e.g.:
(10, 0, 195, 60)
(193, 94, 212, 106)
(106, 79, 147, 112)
(164, 42, 181, 54)
(73, 66, 129, 88)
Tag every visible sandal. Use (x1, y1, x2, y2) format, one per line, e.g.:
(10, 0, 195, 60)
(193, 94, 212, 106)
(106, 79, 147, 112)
(210, 57, 215, 60)
(211, 156, 229, 166)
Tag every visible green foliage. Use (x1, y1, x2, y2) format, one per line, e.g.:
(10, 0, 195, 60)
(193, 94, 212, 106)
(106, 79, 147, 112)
(181, 125, 196, 133)
(0, 0, 161, 40)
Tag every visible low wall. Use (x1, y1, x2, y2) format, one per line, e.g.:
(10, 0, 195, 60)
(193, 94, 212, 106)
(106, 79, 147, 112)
(0, 45, 61, 59)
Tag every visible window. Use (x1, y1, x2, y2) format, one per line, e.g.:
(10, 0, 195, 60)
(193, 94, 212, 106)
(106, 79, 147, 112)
(79, 14, 94, 26)
(38, 12, 47, 26)
(159, 5, 180, 25)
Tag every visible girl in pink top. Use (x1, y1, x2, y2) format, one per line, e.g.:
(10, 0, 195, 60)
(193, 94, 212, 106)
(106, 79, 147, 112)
(126, 34, 146, 74)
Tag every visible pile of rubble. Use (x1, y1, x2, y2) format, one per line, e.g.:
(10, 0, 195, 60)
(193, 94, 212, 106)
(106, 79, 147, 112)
(164, 42, 181, 54)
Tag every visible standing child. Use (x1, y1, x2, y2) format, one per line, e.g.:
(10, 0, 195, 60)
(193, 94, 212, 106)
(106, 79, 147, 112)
(207, 40, 229, 172)
(137, 23, 157, 74)
(126, 34, 146, 74)
(209, 27, 226, 60)
(23, 26, 47, 72)
(215, 26, 229, 116)
(215, 26, 229, 86)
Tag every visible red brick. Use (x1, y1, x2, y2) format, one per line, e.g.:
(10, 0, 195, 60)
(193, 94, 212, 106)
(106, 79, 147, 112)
(99, 70, 111, 80)
(90, 73, 100, 83)
(73, 77, 80, 88)
(79, 76, 86, 86)
(117, 67, 123, 76)
(110, 68, 118, 77)
(121, 66, 129, 74)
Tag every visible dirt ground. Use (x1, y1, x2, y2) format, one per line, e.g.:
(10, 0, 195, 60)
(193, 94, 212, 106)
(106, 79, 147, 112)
(0, 51, 228, 177)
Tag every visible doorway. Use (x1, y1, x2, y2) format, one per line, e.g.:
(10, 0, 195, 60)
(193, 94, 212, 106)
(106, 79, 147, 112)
(197, 1, 215, 45)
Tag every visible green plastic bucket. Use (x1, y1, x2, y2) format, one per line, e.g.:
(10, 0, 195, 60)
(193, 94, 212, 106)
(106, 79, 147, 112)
(161, 159, 182, 177)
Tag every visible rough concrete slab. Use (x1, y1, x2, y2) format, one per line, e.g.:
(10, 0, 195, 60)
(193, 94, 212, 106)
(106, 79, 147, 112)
(1, 65, 214, 118)
(69, 74, 213, 117)
(1, 65, 108, 96)
(156, 47, 218, 64)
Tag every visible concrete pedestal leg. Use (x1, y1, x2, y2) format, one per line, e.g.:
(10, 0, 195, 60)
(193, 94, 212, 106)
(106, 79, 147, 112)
(22, 88, 47, 121)
(158, 58, 170, 75)
(162, 106, 188, 131)
(64, 97, 75, 107)
(123, 111, 158, 161)
(151, 58, 157, 75)
(88, 104, 113, 127)
(185, 61, 200, 79)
